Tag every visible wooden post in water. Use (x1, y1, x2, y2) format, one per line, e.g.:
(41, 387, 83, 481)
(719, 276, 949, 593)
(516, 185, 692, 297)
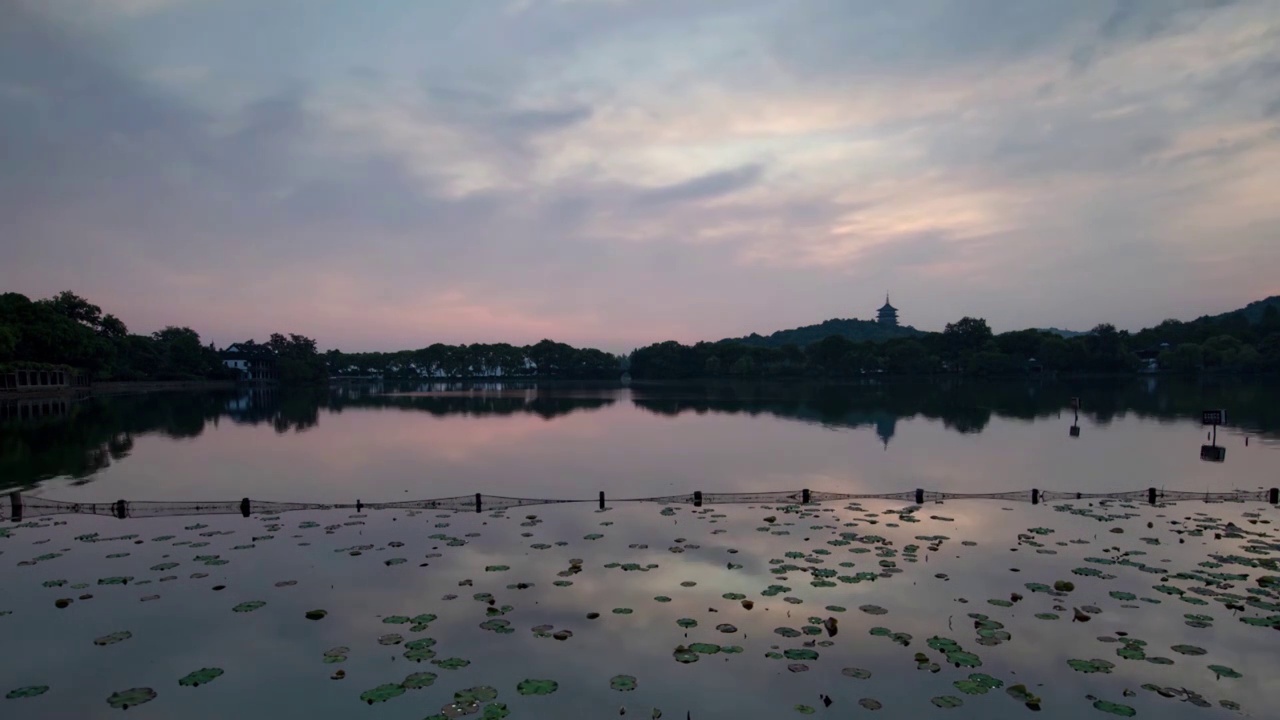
(914, 488, 924, 504)
(693, 491, 703, 508)
(1270, 488, 1278, 505)
(239, 498, 251, 518)
(475, 493, 482, 513)
(1147, 488, 1157, 505)
(598, 491, 605, 510)
(8, 492, 21, 522)
(802, 488, 811, 504)
(113, 499, 127, 520)
(1031, 488, 1040, 505)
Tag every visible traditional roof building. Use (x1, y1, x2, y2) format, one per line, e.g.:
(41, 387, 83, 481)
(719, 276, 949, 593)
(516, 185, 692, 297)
(877, 295, 899, 327)
(220, 343, 277, 382)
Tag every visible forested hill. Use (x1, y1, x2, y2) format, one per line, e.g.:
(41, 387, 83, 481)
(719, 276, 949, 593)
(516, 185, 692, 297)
(1036, 327, 1088, 338)
(721, 318, 923, 348)
(1213, 295, 1280, 324)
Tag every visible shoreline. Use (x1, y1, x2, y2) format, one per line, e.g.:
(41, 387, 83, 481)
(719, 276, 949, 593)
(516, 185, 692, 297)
(0, 379, 237, 400)
(89, 380, 238, 396)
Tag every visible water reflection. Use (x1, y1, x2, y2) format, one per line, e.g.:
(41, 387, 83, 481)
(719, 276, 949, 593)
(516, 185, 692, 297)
(1, 377, 1276, 495)
(628, 377, 1280, 438)
(1, 500, 1276, 718)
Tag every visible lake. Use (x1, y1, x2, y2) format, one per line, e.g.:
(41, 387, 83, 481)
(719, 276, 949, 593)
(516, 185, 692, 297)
(1, 378, 1277, 718)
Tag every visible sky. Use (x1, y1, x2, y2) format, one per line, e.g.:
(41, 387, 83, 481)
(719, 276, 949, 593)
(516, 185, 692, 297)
(3, 0, 1280, 353)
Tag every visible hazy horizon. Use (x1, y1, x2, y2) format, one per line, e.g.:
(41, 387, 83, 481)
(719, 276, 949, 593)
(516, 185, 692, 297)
(4, 1, 1279, 354)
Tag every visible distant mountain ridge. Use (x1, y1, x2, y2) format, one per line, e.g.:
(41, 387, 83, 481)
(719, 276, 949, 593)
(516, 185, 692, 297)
(1213, 295, 1280, 324)
(717, 295, 1279, 352)
(721, 317, 923, 348)
(1036, 327, 1088, 338)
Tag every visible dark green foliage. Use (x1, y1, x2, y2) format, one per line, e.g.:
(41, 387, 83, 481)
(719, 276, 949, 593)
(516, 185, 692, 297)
(0, 291, 324, 384)
(631, 300, 1280, 379)
(1, 292, 116, 374)
(5, 290, 1276, 387)
(723, 317, 923, 348)
(326, 339, 620, 380)
(1136, 295, 1280, 373)
(267, 334, 328, 385)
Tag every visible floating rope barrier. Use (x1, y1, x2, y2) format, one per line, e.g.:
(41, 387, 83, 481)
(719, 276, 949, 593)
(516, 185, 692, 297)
(6, 487, 1278, 522)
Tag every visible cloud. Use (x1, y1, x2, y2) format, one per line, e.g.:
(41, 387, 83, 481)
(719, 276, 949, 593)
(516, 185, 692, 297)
(422, 84, 594, 135)
(1099, 0, 1238, 42)
(2, 0, 1279, 350)
(634, 164, 764, 206)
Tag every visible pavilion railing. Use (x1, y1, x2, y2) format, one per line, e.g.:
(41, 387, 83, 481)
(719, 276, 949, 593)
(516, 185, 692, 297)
(6, 487, 1278, 522)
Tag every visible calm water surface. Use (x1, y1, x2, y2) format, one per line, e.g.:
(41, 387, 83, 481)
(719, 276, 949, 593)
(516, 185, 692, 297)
(1, 379, 1277, 718)
(3, 378, 1278, 502)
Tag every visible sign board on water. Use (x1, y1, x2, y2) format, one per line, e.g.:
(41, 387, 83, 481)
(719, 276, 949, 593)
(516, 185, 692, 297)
(1200, 445, 1226, 463)
(1202, 409, 1226, 425)
(1069, 426, 1080, 437)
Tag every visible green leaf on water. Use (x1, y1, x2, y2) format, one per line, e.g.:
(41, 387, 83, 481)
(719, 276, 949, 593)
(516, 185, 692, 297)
(479, 619, 514, 634)
(1067, 658, 1115, 674)
(359, 683, 405, 704)
(177, 668, 223, 687)
(609, 675, 637, 691)
(672, 648, 700, 663)
(1116, 645, 1146, 661)
(1092, 699, 1136, 716)
(402, 672, 437, 689)
(93, 631, 132, 646)
(106, 687, 157, 709)
(454, 686, 498, 703)
(516, 679, 558, 696)
(5, 685, 50, 700)
(1006, 684, 1042, 709)
(784, 648, 819, 661)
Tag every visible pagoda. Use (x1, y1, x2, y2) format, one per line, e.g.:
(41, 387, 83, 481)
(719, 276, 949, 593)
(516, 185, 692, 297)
(876, 294, 899, 327)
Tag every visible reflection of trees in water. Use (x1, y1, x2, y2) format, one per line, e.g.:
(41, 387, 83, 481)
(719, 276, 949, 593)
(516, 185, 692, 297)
(631, 381, 995, 436)
(0, 391, 230, 487)
(630, 377, 1280, 442)
(330, 395, 615, 421)
(224, 387, 323, 434)
(3, 377, 1276, 491)
(0, 388, 616, 490)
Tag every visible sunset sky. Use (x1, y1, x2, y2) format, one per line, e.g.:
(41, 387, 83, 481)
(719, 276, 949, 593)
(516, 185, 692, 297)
(3, 0, 1279, 352)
